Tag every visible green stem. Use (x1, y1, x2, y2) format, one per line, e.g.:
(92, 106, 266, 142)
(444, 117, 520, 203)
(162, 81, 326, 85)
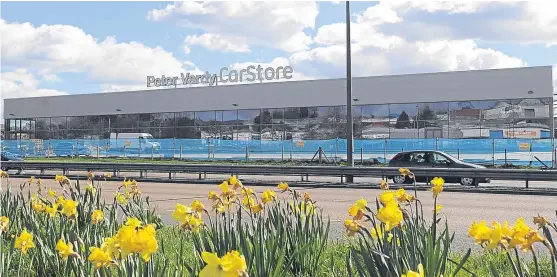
(532, 247, 541, 277)
(17, 251, 23, 277)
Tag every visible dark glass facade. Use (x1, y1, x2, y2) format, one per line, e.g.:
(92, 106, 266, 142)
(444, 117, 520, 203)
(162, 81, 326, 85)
(4, 98, 552, 140)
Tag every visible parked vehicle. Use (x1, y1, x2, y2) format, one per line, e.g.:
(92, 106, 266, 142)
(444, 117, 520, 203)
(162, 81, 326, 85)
(52, 142, 91, 157)
(388, 150, 491, 186)
(109, 133, 160, 152)
(1, 151, 25, 174)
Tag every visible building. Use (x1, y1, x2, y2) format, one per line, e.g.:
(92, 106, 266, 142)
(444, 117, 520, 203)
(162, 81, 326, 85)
(3, 66, 554, 141)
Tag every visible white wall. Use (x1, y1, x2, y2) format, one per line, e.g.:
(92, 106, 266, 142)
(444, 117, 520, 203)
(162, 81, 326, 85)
(4, 66, 553, 119)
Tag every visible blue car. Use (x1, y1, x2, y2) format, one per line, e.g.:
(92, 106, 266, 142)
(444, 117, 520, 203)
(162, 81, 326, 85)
(52, 142, 91, 157)
(1, 151, 25, 174)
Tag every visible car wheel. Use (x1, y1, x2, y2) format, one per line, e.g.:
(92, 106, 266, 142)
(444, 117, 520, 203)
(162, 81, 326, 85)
(460, 177, 476, 186)
(393, 175, 407, 184)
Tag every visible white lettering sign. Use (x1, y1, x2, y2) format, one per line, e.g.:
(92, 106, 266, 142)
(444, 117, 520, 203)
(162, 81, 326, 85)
(147, 65, 293, 88)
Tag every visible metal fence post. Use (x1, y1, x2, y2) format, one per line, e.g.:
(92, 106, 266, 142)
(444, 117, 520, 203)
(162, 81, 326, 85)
(72, 145, 75, 158)
(281, 146, 284, 162)
(151, 146, 154, 160)
(212, 144, 215, 159)
(245, 145, 249, 161)
(290, 142, 293, 161)
(360, 147, 363, 165)
(435, 137, 439, 151)
(383, 139, 387, 163)
(457, 148, 460, 160)
(172, 141, 176, 160)
(96, 145, 99, 158)
(504, 149, 507, 165)
(208, 144, 211, 160)
(318, 146, 323, 164)
(492, 138, 495, 166)
(123, 146, 126, 158)
(180, 145, 183, 160)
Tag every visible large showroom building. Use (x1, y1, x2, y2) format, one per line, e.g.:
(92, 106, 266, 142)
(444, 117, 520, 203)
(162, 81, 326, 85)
(3, 66, 554, 141)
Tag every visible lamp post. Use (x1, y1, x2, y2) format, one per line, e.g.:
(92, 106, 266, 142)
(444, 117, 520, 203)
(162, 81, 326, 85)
(346, 1, 354, 182)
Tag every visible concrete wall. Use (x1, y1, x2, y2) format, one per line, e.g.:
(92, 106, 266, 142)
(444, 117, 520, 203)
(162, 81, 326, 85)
(4, 66, 553, 119)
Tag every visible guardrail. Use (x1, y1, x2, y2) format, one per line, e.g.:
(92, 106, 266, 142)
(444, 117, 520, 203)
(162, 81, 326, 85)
(2, 161, 557, 186)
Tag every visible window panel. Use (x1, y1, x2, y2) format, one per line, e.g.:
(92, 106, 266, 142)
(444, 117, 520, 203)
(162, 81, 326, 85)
(67, 116, 84, 129)
(238, 109, 259, 125)
(195, 111, 216, 126)
(51, 117, 67, 130)
(449, 101, 487, 120)
(217, 110, 238, 125)
(176, 112, 195, 127)
(175, 127, 198, 139)
(270, 108, 284, 124)
(35, 118, 50, 131)
(115, 114, 139, 129)
(512, 98, 551, 119)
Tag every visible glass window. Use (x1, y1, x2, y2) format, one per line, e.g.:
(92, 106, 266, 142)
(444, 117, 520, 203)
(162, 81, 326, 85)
(512, 98, 551, 119)
(51, 117, 67, 130)
(36, 118, 50, 130)
(238, 109, 259, 125)
(269, 108, 284, 124)
(115, 114, 139, 129)
(20, 119, 32, 131)
(83, 116, 101, 130)
(449, 101, 486, 120)
(217, 110, 238, 125)
(176, 112, 195, 127)
(175, 127, 198, 139)
(67, 116, 84, 129)
(195, 111, 216, 126)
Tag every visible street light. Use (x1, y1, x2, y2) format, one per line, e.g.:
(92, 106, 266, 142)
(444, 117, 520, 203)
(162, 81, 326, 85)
(346, 1, 354, 182)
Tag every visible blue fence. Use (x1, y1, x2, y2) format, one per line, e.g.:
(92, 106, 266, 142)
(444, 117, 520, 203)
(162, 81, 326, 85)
(1, 138, 556, 167)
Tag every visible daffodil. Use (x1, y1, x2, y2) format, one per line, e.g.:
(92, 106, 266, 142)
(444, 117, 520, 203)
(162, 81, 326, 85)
(399, 168, 413, 178)
(86, 183, 97, 194)
(32, 201, 45, 213)
(303, 192, 311, 202)
(431, 177, 444, 198)
(115, 192, 128, 205)
(88, 247, 112, 268)
(379, 191, 396, 206)
(56, 238, 78, 260)
(262, 189, 277, 204)
(241, 187, 254, 196)
(0, 170, 8, 178)
(376, 203, 403, 231)
(401, 264, 424, 277)
(395, 188, 415, 203)
(199, 251, 247, 277)
(47, 188, 57, 198)
(521, 230, 546, 251)
(242, 195, 256, 208)
(61, 199, 78, 219)
(92, 209, 104, 224)
(0, 216, 9, 233)
(103, 173, 112, 179)
(191, 200, 205, 213)
(487, 221, 504, 250)
(229, 176, 243, 190)
(55, 174, 70, 185)
(380, 179, 389, 190)
(277, 182, 290, 192)
(344, 219, 360, 237)
(533, 216, 549, 228)
(251, 203, 264, 214)
(45, 204, 59, 218)
(116, 221, 158, 261)
(29, 176, 35, 183)
(208, 190, 220, 201)
(88, 171, 95, 180)
(172, 204, 192, 223)
(15, 229, 35, 254)
(348, 198, 367, 220)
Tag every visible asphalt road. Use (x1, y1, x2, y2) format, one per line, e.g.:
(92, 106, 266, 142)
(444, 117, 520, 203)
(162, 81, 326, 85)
(4, 176, 557, 252)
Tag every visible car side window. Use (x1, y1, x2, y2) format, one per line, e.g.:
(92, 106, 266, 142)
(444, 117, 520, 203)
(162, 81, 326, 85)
(410, 152, 427, 163)
(433, 153, 450, 164)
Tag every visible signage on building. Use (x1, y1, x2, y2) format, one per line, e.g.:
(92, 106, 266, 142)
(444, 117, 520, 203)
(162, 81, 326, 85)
(504, 130, 538, 139)
(295, 141, 305, 148)
(519, 143, 531, 151)
(147, 65, 294, 88)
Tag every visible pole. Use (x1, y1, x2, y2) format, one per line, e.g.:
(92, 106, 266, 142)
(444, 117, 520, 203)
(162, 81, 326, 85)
(345, 0, 354, 182)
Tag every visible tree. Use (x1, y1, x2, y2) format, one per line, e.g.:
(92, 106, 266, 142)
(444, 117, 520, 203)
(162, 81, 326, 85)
(395, 111, 411, 129)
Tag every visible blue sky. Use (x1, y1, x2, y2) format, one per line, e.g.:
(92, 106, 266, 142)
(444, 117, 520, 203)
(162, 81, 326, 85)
(1, 1, 556, 110)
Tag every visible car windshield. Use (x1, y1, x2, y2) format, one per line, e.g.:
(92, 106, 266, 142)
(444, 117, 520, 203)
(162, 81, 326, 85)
(441, 152, 459, 162)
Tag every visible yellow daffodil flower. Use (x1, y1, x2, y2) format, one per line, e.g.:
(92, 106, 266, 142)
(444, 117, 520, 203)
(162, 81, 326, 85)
(277, 182, 290, 192)
(376, 203, 403, 231)
(199, 251, 247, 277)
(431, 177, 444, 198)
(402, 264, 424, 277)
(191, 200, 205, 213)
(15, 229, 35, 254)
(88, 171, 95, 180)
(379, 191, 396, 206)
(61, 199, 78, 219)
(348, 198, 367, 220)
(47, 188, 57, 198)
(172, 204, 192, 223)
(380, 179, 389, 190)
(56, 238, 78, 260)
(435, 204, 442, 214)
(533, 216, 549, 228)
(0, 170, 8, 178)
(86, 183, 97, 194)
(45, 204, 59, 218)
(88, 247, 112, 268)
(262, 189, 277, 204)
(91, 209, 104, 224)
(344, 219, 360, 237)
(0, 216, 9, 233)
(208, 190, 220, 201)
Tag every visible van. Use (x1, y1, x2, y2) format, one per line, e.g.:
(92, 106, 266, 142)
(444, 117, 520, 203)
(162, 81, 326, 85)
(109, 133, 160, 151)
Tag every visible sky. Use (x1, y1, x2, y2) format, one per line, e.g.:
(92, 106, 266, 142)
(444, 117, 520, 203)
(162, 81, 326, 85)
(1, 1, 556, 120)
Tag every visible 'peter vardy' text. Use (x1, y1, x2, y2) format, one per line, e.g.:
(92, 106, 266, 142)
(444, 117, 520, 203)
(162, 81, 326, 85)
(146, 65, 293, 88)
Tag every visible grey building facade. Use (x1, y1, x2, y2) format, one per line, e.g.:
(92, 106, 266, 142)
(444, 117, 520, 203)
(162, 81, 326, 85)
(3, 66, 554, 141)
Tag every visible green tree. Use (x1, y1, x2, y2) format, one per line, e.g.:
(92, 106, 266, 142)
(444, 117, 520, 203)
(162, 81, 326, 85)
(395, 111, 411, 129)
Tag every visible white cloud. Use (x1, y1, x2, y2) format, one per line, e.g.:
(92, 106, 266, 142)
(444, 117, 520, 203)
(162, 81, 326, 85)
(0, 19, 189, 86)
(147, 1, 318, 52)
(184, 33, 250, 53)
(1, 69, 68, 120)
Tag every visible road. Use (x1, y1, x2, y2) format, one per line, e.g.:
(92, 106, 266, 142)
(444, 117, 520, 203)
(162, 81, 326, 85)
(3, 177, 557, 251)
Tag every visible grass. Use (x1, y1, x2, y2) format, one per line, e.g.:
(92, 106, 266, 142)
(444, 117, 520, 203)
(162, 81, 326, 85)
(155, 226, 553, 277)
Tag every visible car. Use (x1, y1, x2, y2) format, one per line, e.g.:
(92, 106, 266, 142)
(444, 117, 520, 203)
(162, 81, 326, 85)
(388, 150, 490, 186)
(1, 151, 25, 174)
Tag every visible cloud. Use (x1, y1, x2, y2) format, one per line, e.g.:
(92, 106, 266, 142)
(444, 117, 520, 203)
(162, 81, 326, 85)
(184, 33, 250, 54)
(371, 1, 557, 45)
(0, 19, 189, 86)
(1, 69, 68, 120)
(147, 1, 318, 52)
